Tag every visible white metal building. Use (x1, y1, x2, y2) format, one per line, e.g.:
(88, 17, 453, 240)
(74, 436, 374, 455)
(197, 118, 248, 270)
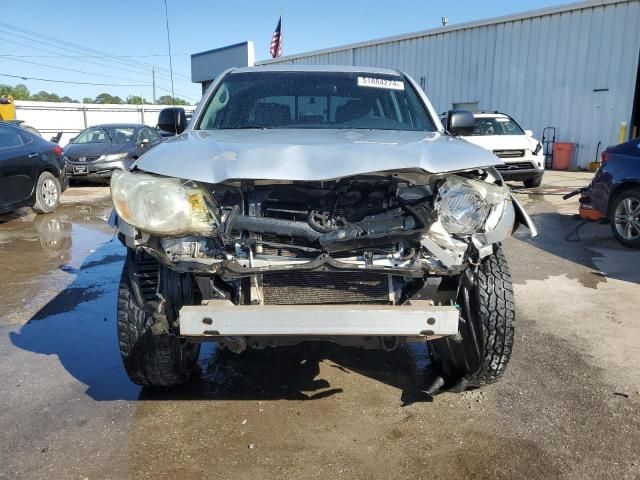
(253, 0, 640, 168)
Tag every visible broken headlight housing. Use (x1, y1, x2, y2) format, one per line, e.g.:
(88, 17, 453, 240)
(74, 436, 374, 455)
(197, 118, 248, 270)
(111, 170, 218, 235)
(436, 175, 509, 236)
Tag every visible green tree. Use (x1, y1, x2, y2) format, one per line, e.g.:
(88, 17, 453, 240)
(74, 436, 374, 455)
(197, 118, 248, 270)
(0, 83, 31, 100)
(126, 95, 149, 105)
(31, 90, 61, 102)
(95, 93, 124, 104)
(156, 95, 189, 106)
(82, 97, 94, 104)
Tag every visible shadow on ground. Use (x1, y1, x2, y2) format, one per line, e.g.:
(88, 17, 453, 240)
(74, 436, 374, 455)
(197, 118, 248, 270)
(509, 209, 640, 287)
(9, 241, 437, 405)
(141, 342, 434, 406)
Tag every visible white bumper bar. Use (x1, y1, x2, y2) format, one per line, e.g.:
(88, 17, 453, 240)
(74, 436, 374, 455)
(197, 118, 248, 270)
(179, 303, 460, 337)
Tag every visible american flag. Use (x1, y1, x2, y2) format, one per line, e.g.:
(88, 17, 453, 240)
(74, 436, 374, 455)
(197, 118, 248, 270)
(269, 16, 282, 58)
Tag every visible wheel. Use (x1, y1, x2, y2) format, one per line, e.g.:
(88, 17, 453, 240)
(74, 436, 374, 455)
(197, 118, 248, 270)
(429, 247, 515, 390)
(609, 187, 640, 248)
(32, 172, 61, 213)
(117, 249, 200, 387)
(523, 175, 543, 188)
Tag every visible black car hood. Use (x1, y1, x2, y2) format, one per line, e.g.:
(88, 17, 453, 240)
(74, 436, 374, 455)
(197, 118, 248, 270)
(64, 142, 131, 157)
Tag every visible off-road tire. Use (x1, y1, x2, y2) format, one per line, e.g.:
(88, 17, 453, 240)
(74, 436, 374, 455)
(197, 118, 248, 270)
(32, 171, 60, 214)
(523, 175, 543, 188)
(117, 251, 200, 387)
(429, 247, 515, 390)
(609, 187, 640, 249)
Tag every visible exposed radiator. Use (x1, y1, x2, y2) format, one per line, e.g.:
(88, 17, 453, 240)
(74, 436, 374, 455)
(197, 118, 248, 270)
(262, 272, 390, 305)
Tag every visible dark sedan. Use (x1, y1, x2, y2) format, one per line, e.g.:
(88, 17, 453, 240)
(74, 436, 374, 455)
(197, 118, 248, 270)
(587, 137, 640, 248)
(64, 124, 163, 181)
(0, 121, 68, 215)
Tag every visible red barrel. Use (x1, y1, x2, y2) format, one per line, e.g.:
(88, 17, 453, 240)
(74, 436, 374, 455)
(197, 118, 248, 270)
(552, 142, 574, 170)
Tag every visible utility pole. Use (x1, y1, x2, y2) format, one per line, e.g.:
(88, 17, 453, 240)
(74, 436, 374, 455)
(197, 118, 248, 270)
(152, 66, 156, 104)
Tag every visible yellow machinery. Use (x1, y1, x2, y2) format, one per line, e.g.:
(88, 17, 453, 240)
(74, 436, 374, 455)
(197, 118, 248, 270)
(0, 95, 16, 121)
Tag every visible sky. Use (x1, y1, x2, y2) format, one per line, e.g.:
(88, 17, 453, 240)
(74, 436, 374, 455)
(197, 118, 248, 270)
(0, 0, 564, 104)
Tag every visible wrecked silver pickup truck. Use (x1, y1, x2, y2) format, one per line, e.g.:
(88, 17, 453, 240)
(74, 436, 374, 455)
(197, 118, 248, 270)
(110, 65, 536, 391)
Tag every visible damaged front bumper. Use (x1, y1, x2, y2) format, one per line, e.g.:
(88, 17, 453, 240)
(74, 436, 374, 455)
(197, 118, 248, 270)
(110, 190, 534, 278)
(179, 301, 460, 337)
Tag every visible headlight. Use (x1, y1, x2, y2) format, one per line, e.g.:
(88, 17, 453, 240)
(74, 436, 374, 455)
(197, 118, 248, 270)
(101, 152, 128, 161)
(436, 176, 509, 235)
(111, 170, 218, 235)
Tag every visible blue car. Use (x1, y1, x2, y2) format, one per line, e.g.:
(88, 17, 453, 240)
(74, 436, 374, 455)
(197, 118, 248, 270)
(588, 137, 640, 248)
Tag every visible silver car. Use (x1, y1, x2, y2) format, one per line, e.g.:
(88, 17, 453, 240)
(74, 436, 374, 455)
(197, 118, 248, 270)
(109, 65, 536, 392)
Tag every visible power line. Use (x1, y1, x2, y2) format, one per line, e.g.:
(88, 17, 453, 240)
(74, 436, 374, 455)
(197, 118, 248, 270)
(0, 72, 197, 102)
(0, 36, 198, 100)
(0, 22, 193, 83)
(0, 53, 191, 58)
(0, 73, 150, 87)
(0, 55, 197, 101)
(163, 0, 176, 104)
(0, 56, 153, 83)
(0, 32, 194, 89)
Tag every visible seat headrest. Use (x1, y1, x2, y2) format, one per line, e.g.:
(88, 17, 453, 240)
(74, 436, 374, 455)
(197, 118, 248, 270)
(335, 99, 374, 124)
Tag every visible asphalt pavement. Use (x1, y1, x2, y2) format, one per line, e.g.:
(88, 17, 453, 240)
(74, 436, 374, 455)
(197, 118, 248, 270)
(0, 172, 638, 479)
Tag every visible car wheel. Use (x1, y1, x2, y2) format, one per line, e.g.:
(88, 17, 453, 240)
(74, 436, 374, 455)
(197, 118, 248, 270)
(32, 172, 61, 214)
(609, 187, 640, 248)
(117, 249, 200, 387)
(429, 247, 515, 390)
(523, 176, 543, 188)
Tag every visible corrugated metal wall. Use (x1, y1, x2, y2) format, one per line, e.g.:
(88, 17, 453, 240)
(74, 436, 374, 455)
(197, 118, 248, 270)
(260, 0, 640, 167)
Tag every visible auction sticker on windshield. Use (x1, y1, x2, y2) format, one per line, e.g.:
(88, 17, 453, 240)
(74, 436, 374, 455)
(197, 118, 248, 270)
(357, 77, 405, 90)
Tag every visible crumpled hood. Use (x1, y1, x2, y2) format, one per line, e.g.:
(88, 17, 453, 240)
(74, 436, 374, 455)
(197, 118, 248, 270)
(133, 129, 502, 183)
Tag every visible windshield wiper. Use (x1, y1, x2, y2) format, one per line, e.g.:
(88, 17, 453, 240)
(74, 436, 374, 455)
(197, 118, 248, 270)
(226, 125, 273, 130)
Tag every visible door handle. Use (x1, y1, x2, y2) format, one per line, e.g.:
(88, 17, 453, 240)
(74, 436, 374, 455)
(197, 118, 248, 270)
(27, 152, 40, 158)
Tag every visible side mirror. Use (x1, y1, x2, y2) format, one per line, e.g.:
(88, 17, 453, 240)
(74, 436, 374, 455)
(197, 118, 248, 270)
(157, 107, 187, 134)
(140, 138, 150, 146)
(446, 110, 475, 136)
(68, 137, 76, 143)
(524, 129, 533, 137)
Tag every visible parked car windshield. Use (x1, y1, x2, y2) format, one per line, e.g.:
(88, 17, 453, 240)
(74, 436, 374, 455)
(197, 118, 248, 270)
(73, 126, 136, 144)
(470, 117, 525, 136)
(198, 71, 436, 131)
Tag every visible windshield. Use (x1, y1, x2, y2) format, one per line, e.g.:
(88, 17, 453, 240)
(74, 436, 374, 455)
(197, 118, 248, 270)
(198, 71, 435, 131)
(73, 126, 136, 144)
(470, 117, 525, 136)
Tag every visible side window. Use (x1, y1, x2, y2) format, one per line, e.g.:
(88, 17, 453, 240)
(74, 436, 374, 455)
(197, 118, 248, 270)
(136, 128, 149, 144)
(0, 125, 24, 149)
(147, 128, 161, 141)
(18, 129, 34, 145)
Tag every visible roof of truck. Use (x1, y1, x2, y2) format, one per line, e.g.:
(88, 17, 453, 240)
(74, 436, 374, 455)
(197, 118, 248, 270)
(231, 64, 403, 76)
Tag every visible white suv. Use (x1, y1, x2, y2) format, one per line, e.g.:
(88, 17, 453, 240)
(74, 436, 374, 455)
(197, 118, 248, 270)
(460, 112, 545, 188)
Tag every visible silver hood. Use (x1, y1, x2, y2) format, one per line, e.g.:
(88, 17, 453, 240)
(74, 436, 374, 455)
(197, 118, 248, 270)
(134, 129, 502, 183)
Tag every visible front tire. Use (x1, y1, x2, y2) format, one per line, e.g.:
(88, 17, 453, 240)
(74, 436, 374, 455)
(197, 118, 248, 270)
(609, 187, 640, 248)
(429, 247, 515, 390)
(117, 250, 200, 387)
(32, 172, 61, 213)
